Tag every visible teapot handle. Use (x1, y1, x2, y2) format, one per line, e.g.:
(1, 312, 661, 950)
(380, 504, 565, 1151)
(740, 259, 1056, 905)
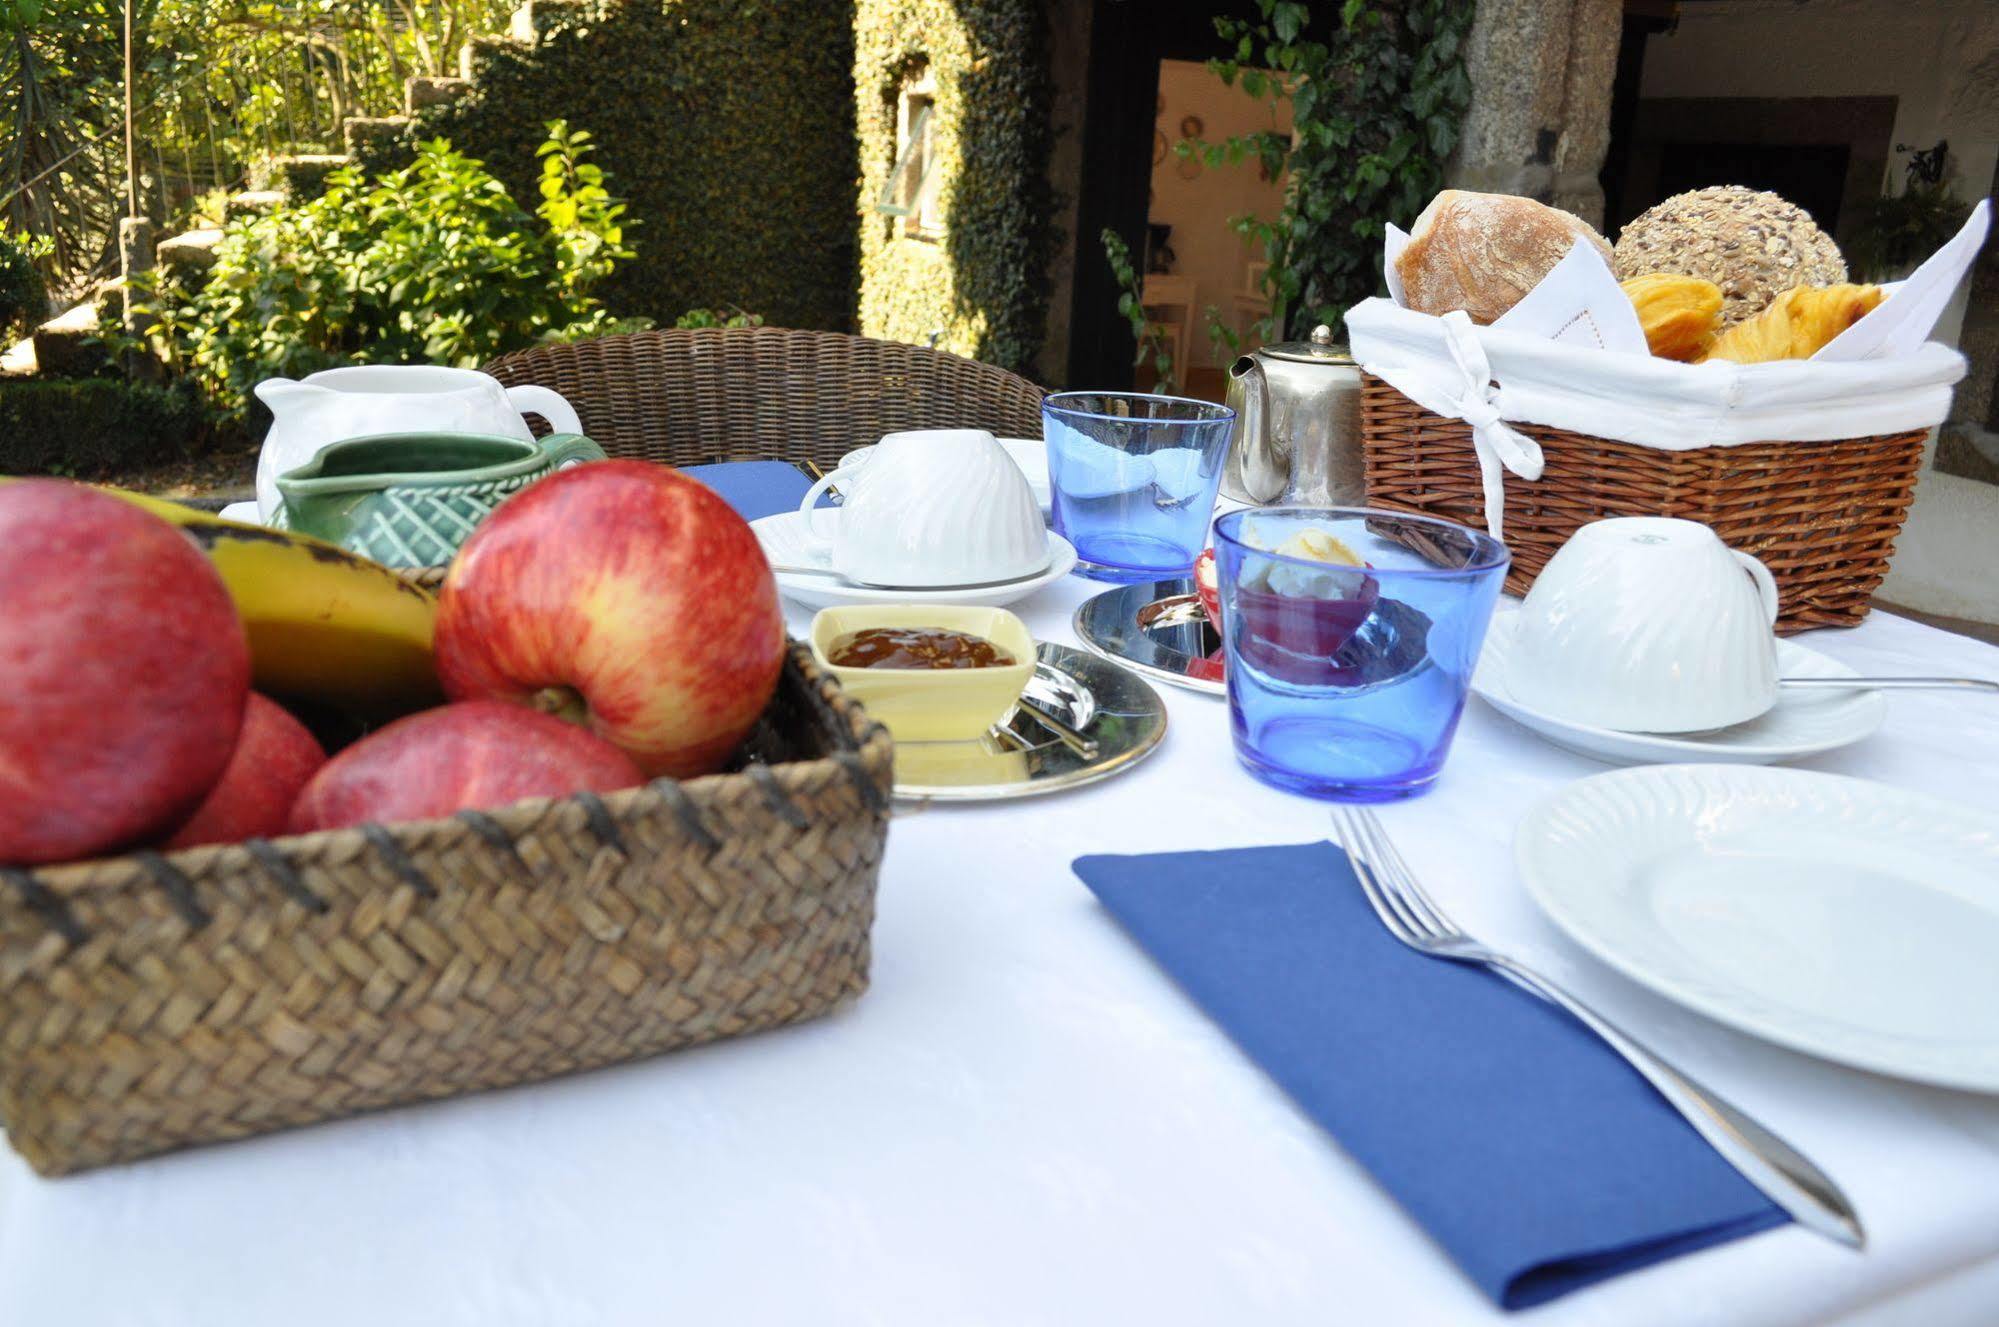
(542, 433, 607, 470)
(505, 384, 583, 436)
(1731, 549, 1780, 626)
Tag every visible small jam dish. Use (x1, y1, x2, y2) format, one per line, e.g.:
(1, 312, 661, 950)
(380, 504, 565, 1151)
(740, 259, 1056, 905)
(809, 605, 1037, 742)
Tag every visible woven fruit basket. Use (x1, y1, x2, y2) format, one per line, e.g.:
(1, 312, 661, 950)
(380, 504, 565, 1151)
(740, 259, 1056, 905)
(0, 643, 890, 1177)
(1358, 374, 1927, 633)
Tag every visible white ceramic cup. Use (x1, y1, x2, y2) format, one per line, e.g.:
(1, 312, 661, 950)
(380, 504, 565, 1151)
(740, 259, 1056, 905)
(798, 429, 1048, 587)
(1506, 517, 1780, 733)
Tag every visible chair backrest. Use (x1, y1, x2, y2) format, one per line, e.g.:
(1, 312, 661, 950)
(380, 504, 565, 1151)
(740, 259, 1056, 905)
(481, 327, 1047, 469)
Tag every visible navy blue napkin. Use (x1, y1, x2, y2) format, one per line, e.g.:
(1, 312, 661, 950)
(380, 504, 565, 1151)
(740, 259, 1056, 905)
(678, 460, 825, 523)
(1074, 842, 1787, 1309)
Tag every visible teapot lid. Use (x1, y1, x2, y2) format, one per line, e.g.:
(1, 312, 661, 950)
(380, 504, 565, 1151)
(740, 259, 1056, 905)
(1261, 323, 1355, 366)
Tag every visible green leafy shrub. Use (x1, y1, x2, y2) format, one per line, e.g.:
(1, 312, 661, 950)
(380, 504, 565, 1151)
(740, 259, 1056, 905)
(367, 0, 858, 333)
(1850, 144, 1974, 281)
(1194, 0, 1474, 340)
(0, 377, 210, 478)
(1100, 229, 1175, 391)
(0, 227, 51, 339)
(131, 123, 629, 417)
(855, 0, 1051, 373)
(673, 307, 765, 329)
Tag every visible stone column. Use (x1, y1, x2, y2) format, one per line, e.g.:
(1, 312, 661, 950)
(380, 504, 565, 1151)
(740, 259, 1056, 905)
(117, 216, 155, 334)
(1446, 0, 1621, 228)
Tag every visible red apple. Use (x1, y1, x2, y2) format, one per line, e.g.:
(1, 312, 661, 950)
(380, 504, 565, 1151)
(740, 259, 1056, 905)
(164, 693, 327, 849)
(434, 460, 785, 777)
(288, 699, 644, 834)
(0, 481, 250, 865)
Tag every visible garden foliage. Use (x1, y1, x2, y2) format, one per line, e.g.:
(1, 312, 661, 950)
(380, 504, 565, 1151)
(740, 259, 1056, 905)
(130, 122, 630, 417)
(0, 225, 49, 337)
(371, 0, 857, 332)
(0, 377, 210, 477)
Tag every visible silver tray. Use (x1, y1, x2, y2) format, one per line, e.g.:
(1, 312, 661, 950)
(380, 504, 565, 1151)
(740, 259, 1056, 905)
(892, 643, 1168, 801)
(1073, 577, 1437, 698)
(1072, 578, 1226, 696)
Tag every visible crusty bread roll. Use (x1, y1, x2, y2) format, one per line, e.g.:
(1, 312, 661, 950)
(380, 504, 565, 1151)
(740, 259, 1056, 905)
(1698, 283, 1884, 364)
(1395, 190, 1614, 324)
(1621, 272, 1723, 361)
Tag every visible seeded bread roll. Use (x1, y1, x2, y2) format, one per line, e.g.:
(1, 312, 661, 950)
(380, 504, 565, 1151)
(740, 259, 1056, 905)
(1614, 186, 1846, 329)
(1395, 190, 1614, 324)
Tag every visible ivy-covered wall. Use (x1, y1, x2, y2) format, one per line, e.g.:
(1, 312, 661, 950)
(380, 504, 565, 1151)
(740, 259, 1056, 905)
(854, 0, 1051, 374)
(369, 0, 858, 331)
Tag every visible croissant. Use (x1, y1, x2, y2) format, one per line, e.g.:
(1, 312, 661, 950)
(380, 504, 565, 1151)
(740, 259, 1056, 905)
(1699, 283, 1885, 364)
(1622, 273, 1723, 361)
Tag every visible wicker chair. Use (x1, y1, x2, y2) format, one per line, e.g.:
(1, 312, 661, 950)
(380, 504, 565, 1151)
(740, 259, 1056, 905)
(480, 327, 1047, 469)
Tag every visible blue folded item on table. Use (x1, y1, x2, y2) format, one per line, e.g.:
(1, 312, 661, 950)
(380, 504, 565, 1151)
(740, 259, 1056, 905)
(679, 460, 826, 524)
(1073, 841, 1788, 1310)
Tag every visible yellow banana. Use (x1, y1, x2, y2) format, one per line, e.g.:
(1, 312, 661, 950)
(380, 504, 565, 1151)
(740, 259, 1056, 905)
(7, 481, 442, 718)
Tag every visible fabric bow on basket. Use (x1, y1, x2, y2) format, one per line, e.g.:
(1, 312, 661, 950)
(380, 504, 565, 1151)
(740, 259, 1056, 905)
(1436, 311, 1544, 539)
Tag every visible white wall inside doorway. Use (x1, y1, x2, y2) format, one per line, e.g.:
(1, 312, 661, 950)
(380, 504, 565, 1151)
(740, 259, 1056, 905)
(1148, 60, 1292, 371)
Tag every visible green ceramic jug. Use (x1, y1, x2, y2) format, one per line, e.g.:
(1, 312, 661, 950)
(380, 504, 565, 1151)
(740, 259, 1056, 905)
(275, 431, 608, 567)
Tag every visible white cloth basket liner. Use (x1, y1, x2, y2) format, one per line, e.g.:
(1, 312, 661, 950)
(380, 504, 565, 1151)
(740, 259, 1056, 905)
(1345, 297, 1967, 538)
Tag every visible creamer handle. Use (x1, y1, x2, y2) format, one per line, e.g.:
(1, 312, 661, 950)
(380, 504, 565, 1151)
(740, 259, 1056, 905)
(504, 384, 583, 437)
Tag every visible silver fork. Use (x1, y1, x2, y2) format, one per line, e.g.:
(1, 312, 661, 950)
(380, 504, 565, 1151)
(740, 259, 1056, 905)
(1329, 805, 1865, 1250)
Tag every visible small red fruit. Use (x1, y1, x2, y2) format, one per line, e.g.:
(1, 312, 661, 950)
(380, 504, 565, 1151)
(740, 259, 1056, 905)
(288, 700, 645, 834)
(434, 460, 785, 778)
(0, 481, 250, 864)
(164, 694, 326, 849)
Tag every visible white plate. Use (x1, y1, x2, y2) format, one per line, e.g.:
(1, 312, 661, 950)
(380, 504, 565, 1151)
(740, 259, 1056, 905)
(1474, 611, 1886, 765)
(1518, 765, 1999, 1092)
(837, 437, 1051, 513)
(751, 511, 1077, 610)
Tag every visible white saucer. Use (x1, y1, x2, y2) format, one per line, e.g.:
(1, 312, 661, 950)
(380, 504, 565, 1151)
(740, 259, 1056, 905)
(1473, 611, 1886, 766)
(837, 438, 1051, 513)
(1518, 765, 1999, 1092)
(751, 511, 1077, 610)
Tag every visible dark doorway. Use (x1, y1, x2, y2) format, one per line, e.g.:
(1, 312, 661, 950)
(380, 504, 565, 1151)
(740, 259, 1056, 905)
(1066, 0, 1269, 390)
(1655, 142, 1854, 233)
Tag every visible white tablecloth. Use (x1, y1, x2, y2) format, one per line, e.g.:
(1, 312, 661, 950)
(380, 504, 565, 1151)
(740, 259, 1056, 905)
(5, 577, 1999, 1327)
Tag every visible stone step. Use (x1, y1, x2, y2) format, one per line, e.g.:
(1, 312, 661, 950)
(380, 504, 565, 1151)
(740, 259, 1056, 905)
(225, 190, 286, 220)
(30, 302, 107, 379)
(156, 228, 226, 275)
(2, 335, 35, 377)
(406, 75, 471, 113)
(342, 115, 410, 159)
(90, 279, 124, 323)
(459, 34, 519, 81)
(249, 153, 352, 201)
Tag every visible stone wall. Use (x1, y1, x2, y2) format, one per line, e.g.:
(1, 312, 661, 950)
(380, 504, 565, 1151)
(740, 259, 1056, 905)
(854, 0, 1052, 373)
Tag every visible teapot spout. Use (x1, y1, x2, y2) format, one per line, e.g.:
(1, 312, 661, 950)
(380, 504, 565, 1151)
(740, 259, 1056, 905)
(1226, 354, 1286, 504)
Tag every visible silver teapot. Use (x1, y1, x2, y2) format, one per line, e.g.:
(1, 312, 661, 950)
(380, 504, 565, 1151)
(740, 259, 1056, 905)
(1221, 324, 1365, 506)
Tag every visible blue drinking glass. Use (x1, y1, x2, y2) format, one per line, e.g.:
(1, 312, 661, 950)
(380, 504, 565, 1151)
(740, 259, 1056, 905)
(1213, 507, 1509, 802)
(1043, 392, 1236, 583)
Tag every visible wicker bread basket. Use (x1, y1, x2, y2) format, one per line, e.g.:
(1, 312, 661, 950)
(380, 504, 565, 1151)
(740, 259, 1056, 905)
(0, 644, 890, 1176)
(1358, 374, 1927, 633)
